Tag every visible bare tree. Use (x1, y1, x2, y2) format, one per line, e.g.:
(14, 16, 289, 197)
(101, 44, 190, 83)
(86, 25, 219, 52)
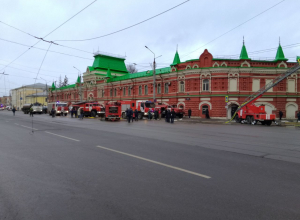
(58, 75, 62, 88)
(126, 64, 138, 74)
(62, 75, 69, 87)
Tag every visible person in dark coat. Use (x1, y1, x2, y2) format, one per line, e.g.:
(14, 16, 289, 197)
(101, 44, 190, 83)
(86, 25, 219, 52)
(154, 109, 158, 120)
(148, 109, 151, 120)
(80, 108, 84, 119)
(297, 111, 300, 122)
(205, 109, 210, 119)
(188, 109, 192, 118)
(74, 108, 78, 118)
(127, 108, 133, 123)
(29, 107, 34, 117)
(132, 109, 134, 123)
(51, 108, 55, 118)
(125, 108, 129, 119)
(135, 109, 138, 121)
(279, 110, 283, 120)
(171, 109, 175, 123)
(167, 110, 171, 123)
(165, 109, 168, 122)
(12, 107, 16, 116)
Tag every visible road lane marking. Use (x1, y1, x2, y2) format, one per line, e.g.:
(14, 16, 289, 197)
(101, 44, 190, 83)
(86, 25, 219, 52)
(96, 146, 211, 179)
(21, 125, 38, 130)
(45, 131, 80, 142)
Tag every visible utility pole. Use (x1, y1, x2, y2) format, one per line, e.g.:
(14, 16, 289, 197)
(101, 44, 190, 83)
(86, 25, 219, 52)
(74, 66, 82, 102)
(40, 77, 48, 105)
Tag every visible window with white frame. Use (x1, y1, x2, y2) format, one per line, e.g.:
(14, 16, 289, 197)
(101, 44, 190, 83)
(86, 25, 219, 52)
(128, 87, 131, 96)
(165, 83, 169, 94)
(123, 87, 126, 96)
(110, 89, 112, 97)
(157, 83, 161, 94)
(179, 81, 185, 92)
(114, 88, 117, 97)
(203, 79, 209, 91)
(139, 86, 142, 95)
(145, 85, 148, 95)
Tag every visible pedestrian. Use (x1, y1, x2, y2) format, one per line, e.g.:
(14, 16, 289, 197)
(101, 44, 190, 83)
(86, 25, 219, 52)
(127, 108, 133, 123)
(51, 108, 55, 118)
(188, 109, 192, 118)
(158, 109, 161, 120)
(125, 108, 129, 119)
(135, 109, 138, 121)
(154, 109, 158, 120)
(167, 110, 171, 123)
(80, 108, 84, 119)
(12, 107, 16, 116)
(171, 109, 175, 123)
(205, 109, 210, 119)
(148, 109, 151, 120)
(29, 107, 34, 117)
(71, 108, 74, 118)
(165, 109, 168, 122)
(279, 110, 283, 121)
(297, 111, 300, 123)
(132, 110, 134, 123)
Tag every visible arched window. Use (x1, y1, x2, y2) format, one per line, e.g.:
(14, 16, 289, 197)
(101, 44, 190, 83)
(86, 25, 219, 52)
(164, 83, 169, 94)
(110, 89, 113, 97)
(203, 79, 209, 91)
(139, 86, 142, 95)
(114, 88, 117, 97)
(179, 81, 185, 92)
(157, 83, 161, 94)
(145, 85, 148, 95)
(123, 87, 126, 96)
(202, 105, 208, 114)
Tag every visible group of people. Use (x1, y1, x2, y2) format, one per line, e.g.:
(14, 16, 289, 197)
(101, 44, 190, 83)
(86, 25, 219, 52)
(125, 108, 139, 123)
(164, 109, 176, 123)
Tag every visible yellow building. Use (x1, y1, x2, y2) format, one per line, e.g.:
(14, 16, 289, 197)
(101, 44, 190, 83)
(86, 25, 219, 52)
(26, 91, 48, 106)
(10, 83, 47, 110)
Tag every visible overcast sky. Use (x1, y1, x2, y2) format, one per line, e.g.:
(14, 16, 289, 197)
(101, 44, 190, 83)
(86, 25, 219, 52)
(0, 0, 299, 96)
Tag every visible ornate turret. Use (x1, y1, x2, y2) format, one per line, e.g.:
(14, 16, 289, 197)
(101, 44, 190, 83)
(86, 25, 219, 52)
(106, 68, 112, 78)
(240, 37, 250, 60)
(51, 82, 56, 91)
(275, 39, 288, 62)
(76, 75, 81, 84)
(171, 50, 181, 66)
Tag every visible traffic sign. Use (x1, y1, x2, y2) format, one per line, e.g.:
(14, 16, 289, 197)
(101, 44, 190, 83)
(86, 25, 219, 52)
(225, 96, 229, 102)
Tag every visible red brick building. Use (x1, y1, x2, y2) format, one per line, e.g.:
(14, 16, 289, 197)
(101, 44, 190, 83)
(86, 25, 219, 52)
(49, 42, 299, 119)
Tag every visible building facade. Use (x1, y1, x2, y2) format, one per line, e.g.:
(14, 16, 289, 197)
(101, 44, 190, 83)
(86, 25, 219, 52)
(11, 83, 47, 110)
(49, 43, 300, 119)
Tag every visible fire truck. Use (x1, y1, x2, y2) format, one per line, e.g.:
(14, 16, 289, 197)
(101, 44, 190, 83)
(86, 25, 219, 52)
(231, 60, 300, 125)
(120, 100, 155, 119)
(105, 102, 121, 121)
(47, 102, 69, 116)
(73, 102, 105, 118)
(155, 104, 185, 118)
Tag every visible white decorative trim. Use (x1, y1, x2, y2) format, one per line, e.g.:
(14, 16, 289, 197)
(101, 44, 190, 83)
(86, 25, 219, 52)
(193, 64, 199, 69)
(229, 98, 238, 101)
(257, 98, 273, 101)
(200, 98, 210, 101)
(227, 101, 239, 106)
(254, 102, 276, 110)
(286, 102, 298, 109)
(212, 62, 219, 67)
(278, 61, 287, 68)
(220, 62, 227, 67)
(186, 65, 192, 69)
(177, 102, 185, 109)
(241, 61, 250, 67)
(178, 98, 185, 101)
(287, 98, 296, 101)
(171, 67, 177, 72)
(199, 101, 212, 110)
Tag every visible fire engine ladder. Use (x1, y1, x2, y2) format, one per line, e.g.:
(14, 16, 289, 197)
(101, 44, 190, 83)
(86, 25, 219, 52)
(227, 62, 300, 123)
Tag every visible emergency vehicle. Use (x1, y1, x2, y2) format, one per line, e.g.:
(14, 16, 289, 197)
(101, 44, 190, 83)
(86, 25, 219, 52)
(231, 61, 300, 125)
(120, 100, 155, 119)
(47, 102, 69, 116)
(155, 104, 185, 118)
(105, 102, 121, 121)
(73, 102, 105, 118)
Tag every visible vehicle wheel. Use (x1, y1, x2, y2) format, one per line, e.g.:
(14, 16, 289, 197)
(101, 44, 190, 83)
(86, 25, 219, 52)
(138, 113, 143, 120)
(91, 111, 96, 117)
(246, 116, 250, 124)
(266, 121, 272, 126)
(249, 116, 254, 125)
(261, 121, 265, 125)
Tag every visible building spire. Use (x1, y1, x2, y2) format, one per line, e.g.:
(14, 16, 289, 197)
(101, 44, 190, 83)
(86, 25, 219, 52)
(171, 49, 181, 66)
(275, 38, 288, 62)
(240, 37, 250, 60)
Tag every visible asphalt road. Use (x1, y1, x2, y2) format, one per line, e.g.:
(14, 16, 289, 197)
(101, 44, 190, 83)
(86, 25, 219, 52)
(0, 110, 300, 220)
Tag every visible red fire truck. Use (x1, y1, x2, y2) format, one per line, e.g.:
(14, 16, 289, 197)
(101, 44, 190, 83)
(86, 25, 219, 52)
(155, 104, 185, 118)
(105, 102, 121, 121)
(47, 102, 69, 116)
(72, 102, 105, 118)
(120, 100, 155, 119)
(232, 61, 300, 125)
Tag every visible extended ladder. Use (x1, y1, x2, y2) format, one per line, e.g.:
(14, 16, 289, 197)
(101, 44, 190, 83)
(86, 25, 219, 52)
(227, 62, 300, 123)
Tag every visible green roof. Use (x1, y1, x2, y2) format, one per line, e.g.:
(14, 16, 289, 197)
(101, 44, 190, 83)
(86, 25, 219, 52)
(107, 67, 171, 83)
(240, 42, 250, 60)
(56, 84, 76, 90)
(275, 44, 288, 61)
(92, 54, 128, 74)
(106, 68, 112, 78)
(76, 76, 81, 84)
(51, 82, 56, 91)
(171, 51, 181, 66)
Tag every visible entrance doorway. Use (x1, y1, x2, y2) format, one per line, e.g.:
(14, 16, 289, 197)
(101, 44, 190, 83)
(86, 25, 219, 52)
(227, 104, 239, 119)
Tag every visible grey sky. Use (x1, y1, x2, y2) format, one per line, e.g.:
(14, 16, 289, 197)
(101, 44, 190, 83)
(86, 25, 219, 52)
(0, 0, 299, 96)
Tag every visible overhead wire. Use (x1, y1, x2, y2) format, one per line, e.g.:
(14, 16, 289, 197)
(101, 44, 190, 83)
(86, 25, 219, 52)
(53, 0, 190, 42)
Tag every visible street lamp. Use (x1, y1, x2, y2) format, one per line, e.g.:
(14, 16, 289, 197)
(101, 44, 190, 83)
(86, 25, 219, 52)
(40, 77, 50, 105)
(145, 46, 159, 102)
(73, 66, 82, 102)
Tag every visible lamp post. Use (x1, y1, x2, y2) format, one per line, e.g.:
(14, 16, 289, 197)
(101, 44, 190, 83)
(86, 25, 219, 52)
(145, 47, 162, 103)
(73, 66, 82, 102)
